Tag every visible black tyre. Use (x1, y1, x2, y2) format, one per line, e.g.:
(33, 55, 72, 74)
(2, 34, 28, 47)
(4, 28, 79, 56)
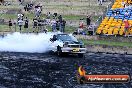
(57, 45, 62, 56)
(78, 54, 84, 58)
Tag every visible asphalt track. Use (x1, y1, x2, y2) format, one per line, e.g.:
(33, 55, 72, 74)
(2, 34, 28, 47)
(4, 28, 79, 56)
(0, 52, 131, 88)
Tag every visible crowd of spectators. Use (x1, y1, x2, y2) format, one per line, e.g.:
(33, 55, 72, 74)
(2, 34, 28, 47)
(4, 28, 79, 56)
(8, 10, 67, 33)
(6, 1, 94, 35)
(73, 15, 92, 35)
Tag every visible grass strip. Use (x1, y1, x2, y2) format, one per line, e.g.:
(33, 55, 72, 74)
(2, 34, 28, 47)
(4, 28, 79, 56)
(80, 39, 132, 48)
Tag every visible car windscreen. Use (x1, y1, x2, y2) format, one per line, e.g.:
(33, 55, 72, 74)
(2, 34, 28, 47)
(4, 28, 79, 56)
(56, 34, 78, 42)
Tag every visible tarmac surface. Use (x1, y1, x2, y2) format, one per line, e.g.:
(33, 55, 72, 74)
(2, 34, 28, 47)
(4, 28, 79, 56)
(0, 52, 131, 88)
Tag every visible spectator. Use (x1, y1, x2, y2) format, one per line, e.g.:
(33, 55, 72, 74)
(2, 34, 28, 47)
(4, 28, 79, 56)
(58, 15, 63, 32)
(9, 19, 13, 32)
(125, 4, 132, 9)
(18, 13, 24, 21)
(18, 19, 23, 33)
(24, 5, 28, 11)
(116, 10, 120, 15)
(78, 19, 84, 34)
(27, 4, 32, 11)
(46, 12, 51, 25)
(47, 12, 51, 19)
(35, 5, 41, 18)
(43, 26, 48, 33)
(73, 30, 78, 35)
(0, 0, 4, 4)
(59, 21, 63, 32)
(18, 0, 22, 4)
(86, 15, 91, 27)
(56, 21, 59, 31)
(62, 19, 66, 32)
(40, 19, 46, 32)
(37, 18, 42, 31)
(98, 0, 103, 5)
(18, 0, 24, 5)
(79, 19, 84, 29)
(124, 10, 130, 17)
(24, 17, 29, 33)
(33, 18, 38, 32)
(77, 28, 83, 35)
(14, 22, 17, 32)
(51, 19, 56, 32)
(53, 13, 57, 19)
(112, 10, 116, 16)
(58, 15, 62, 22)
(121, 0, 126, 8)
(124, 19, 130, 36)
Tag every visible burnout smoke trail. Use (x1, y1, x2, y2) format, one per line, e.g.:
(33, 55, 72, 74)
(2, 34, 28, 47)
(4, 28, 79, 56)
(0, 32, 54, 53)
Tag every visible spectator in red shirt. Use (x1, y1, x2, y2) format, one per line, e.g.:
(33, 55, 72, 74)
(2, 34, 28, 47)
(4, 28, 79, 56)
(79, 19, 84, 29)
(124, 19, 131, 36)
(78, 19, 84, 34)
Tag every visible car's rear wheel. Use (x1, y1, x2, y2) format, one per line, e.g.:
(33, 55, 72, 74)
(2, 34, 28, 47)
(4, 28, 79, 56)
(57, 45, 62, 56)
(78, 54, 84, 58)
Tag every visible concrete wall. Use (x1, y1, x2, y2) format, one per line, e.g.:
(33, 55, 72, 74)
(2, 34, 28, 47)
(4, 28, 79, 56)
(86, 45, 132, 54)
(76, 35, 132, 43)
(76, 35, 132, 54)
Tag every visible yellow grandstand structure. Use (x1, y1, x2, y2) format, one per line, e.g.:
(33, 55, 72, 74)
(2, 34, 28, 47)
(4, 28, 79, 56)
(96, 0, 132, 36)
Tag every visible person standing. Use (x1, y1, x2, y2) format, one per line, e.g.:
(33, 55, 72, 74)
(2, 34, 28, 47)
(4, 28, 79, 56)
(56, 21, 59, 31)
(47, 12, 51, 19)
(124, 19, 130, 36)
(86, 15, 91, 27)
(124, 10, 130, 17)
(9, 19, 13, 32)
(78, 19, 84, 34)
(37, 18, 42, 32)
(98, 0, 103, 5)
(59, 21, 63, 32)
(18, 0, 22, 5)
(62, 20, 66, 33)
(24, 17, 29, 33)
(24, 4, 28, 11)
(33, 18, 38, 32)
(51, 19, 56, 32)
(18, 19, 23, 33)
(58, 15, 62, 22)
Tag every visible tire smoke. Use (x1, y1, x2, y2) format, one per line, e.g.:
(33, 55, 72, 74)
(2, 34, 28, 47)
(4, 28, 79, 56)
(0, 32, 54, 53)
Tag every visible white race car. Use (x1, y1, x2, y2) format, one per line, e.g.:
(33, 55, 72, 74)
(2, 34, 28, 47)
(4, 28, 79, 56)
(49, 33, 86, 57)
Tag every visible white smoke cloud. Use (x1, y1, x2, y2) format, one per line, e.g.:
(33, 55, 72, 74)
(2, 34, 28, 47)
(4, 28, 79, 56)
(0, 32, 55, 53)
